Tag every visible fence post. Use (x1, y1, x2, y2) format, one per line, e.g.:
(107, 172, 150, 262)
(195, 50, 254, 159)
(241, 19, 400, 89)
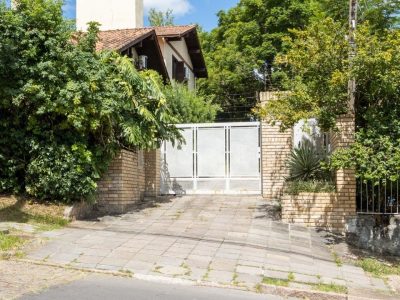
(259, 92, 293, 200)
(332, 114, 357, 230)
(145, 149, 161, 197)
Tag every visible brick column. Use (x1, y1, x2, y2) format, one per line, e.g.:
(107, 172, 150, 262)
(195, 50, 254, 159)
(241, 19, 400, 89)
(144, 149, 161, 197)
(260, 92, 293, 200)
(96, 149, 145, 214)
(333, 114, 357, 229)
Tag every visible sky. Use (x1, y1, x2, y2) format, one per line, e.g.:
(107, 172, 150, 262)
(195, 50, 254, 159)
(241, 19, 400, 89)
(61, 0, 239, 32)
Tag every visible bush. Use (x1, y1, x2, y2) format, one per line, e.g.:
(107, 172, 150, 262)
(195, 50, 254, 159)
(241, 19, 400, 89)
(163, 83, 220, 123)
(0, 1, 181, 202)
(25, 144, 99, 203)
(285, 180, 335, 195)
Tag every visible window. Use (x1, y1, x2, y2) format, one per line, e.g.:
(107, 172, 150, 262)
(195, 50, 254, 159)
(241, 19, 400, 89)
(172, 55, 185, 82)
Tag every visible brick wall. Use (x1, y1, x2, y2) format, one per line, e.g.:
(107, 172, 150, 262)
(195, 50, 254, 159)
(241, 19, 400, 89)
(260, 91, 357, 231)
(282, 193, 344, 230)
(260, 92, 293, 200)
(144, 149, 161, 197)
(96, 149, 146, 214)
(282, 191, 355, 232)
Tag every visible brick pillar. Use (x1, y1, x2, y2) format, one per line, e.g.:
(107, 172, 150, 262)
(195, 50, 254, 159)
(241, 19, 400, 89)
(96, 149, 145, 214)
(144, 149, 161, 197)
(333, 114, 357, 230)
(260, 92, 293, 200)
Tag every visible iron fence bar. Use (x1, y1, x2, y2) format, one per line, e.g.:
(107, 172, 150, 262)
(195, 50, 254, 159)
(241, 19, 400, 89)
(391, 180, 393, 214)
(360, 178, 363, 213)
(372, 182, 375, 213)
(396, 178, 399, 214)
(385, 177, 387, 214)
(357, 177, 400, 215)
(366, 181, 369, 213)
(378, 179, 381, 213)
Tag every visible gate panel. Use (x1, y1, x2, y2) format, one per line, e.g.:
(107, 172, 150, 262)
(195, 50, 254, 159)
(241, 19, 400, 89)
(165, 128, 193, 178)
(197, 127, 225, 177)
(230, 127, 260, 177)
(161, 122, 261, 195)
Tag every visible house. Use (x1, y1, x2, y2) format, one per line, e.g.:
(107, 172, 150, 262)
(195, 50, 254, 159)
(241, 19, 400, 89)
(76, 0, 207, 90)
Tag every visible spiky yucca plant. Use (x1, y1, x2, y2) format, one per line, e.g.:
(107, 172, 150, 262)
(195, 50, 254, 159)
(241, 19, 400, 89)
(287, 141, 329, 181)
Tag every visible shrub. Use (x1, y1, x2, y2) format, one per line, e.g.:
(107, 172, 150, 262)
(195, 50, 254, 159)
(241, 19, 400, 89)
(0, 1, 181, 202)
(163, 83, 220, 123)
(287, 141, 330, 181)
(285, 180, 336, 195)
(25, 144, 99, 203)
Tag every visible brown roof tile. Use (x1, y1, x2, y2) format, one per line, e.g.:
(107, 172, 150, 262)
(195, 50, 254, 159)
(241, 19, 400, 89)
(152, 25, 197, 37)
(96, 28, 154, 51)
(96, 25, 197, 51)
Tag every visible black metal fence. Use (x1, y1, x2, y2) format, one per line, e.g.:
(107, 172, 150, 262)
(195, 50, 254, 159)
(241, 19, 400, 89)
(357, 178, 400, 215)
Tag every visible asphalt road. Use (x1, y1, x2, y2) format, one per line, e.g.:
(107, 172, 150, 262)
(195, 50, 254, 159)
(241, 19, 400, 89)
(20, 274, 284, 300)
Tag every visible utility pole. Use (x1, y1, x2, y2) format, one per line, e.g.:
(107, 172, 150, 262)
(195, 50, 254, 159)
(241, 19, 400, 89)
(348, 0, 358, 113)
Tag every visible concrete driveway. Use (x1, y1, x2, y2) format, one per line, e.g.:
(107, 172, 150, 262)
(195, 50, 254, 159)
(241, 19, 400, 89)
(25, 195, 392, 297)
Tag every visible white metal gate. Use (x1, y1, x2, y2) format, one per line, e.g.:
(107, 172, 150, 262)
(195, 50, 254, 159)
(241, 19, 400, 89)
(161, 122, 261, 195)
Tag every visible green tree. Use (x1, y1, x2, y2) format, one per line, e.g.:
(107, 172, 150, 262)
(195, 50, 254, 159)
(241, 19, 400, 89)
(0, 0, 181, 201)
(148, 8, 174, 26)
(198, 0, 316, 120)
(256, 15, 400, 181)
(163, 83, 220, 123)
(256, 18, 349, 130)
(331, 26, 400, 181)
(319, 0, 400, 30)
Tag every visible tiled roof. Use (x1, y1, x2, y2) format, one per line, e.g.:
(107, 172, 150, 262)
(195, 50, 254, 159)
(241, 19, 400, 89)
(96, 28, 154, 51)
(152, 25, 197, 37)
(96, 25, 198, 51)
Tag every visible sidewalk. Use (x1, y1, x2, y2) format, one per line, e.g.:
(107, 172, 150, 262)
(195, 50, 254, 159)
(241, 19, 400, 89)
(22, 196, 396, 298)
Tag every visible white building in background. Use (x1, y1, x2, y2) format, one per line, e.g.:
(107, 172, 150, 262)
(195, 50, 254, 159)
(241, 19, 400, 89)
(76, 0, 144, 31)
(76, 0, 207, 89)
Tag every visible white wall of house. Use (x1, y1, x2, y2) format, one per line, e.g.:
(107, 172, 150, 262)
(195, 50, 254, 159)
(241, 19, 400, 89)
(158, 37, 196, 90)
(76, 0, 144, 31)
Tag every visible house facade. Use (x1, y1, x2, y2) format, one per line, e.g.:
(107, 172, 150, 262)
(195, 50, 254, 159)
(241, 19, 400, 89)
(76, 0, 207, 89)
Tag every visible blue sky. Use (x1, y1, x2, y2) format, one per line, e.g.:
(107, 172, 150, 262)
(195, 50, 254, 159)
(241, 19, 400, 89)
(61, 0, 238, 32)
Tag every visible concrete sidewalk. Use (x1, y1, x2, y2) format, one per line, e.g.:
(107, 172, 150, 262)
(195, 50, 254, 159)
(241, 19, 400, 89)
(25, 196, 395, 298)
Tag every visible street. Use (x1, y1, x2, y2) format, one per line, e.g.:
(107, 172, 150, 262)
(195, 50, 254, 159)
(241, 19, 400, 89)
(21, 274, 283, 300)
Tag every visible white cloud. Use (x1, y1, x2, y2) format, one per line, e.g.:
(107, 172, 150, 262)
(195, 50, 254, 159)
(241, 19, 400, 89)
(144, 0, 192, 16)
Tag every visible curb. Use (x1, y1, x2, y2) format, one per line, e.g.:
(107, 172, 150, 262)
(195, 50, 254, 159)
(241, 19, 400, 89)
(259, 283, 347, 300)
(15, 258, 353, 299)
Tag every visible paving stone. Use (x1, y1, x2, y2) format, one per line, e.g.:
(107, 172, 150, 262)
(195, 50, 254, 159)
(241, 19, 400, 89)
(156, 265, 188, 276)
(264, 269, 290, 280)
(21, 195, 393, 298)
(132, 253, 162, 263)
(292, 273, 319, 284)
(99, 257, 130, 267)
(264, 263, 291, 272)
(157, 256, 185, 267)
(236, 259, 262, 268)
(234, 273, 263, 288)
(124, 260, 154, 273)
(236, 265, 263, 276)
(206, 270, 234, 284)
(46, 252, 79, 264)
(77, 255, 104, 264)
(320, 277, 347, 286)
(210, 258, 237, 272)
(182, 267, 208, 281)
